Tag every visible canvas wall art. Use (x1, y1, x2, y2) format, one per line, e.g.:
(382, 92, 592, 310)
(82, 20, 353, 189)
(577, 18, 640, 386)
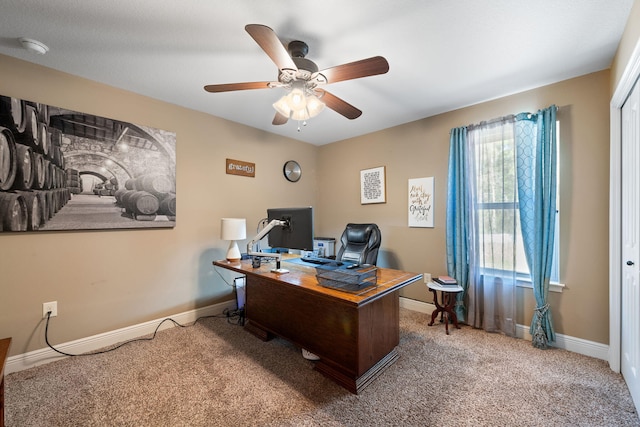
(408, 177, 434, 227)
(0, 95, 176, 232)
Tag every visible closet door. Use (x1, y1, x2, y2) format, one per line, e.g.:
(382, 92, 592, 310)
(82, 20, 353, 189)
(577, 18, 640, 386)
(622, 79, 640, 409)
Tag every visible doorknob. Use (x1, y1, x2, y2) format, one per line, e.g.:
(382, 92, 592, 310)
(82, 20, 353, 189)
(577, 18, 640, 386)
(627, 260, 635, 266)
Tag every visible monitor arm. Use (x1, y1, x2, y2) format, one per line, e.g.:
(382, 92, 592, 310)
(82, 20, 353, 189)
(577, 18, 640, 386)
(247, 219, 289, 273)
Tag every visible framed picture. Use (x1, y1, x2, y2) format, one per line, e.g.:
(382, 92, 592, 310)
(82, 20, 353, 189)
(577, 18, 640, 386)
(0, 94, 176, 232)
(408, 177, 434, 227)
(360, 166, 386, 204)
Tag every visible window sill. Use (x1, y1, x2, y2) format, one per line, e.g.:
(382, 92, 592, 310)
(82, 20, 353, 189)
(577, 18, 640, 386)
(516, 280, 565, 293)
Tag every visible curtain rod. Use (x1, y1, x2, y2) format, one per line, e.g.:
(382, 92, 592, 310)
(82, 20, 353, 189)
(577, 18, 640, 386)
(464, 104, 562, 130)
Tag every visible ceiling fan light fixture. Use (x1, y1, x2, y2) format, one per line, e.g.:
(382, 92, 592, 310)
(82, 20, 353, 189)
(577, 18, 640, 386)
(273, 95, 292, 118)
(273, 87, 326, 122)
(305, 94, 325, 118)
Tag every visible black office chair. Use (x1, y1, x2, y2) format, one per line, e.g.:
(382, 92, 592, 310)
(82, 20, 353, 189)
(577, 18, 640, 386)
(336, 223, 382, 265)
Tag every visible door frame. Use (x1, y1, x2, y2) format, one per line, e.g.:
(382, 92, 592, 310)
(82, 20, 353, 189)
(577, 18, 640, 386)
(611, 38, 640, 373)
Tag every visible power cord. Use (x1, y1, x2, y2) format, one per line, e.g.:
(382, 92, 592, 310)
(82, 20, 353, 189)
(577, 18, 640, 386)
(44, 308, 243, 357)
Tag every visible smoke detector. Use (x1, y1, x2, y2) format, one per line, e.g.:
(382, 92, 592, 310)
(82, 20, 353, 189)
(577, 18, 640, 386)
(18, 37, 49, 55)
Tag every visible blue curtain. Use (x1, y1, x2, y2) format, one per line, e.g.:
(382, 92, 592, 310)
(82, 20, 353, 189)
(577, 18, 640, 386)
(446, 106, 557, 348)
(515, 106, 558, 348)
(446, 127, 469, 322)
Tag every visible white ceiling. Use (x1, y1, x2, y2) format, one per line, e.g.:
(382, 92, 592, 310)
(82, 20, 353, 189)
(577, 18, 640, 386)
(0, 0, 634, 145)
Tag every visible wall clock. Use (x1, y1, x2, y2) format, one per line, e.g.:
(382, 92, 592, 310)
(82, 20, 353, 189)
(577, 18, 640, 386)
(283, 160, 301, 182)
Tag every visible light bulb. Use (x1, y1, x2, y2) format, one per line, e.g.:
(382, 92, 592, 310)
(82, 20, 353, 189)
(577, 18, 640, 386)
(286, 87, 307, 110)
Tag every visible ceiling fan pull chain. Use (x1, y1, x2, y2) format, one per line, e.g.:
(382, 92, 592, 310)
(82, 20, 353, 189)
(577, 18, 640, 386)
(297, 120, 309, 132)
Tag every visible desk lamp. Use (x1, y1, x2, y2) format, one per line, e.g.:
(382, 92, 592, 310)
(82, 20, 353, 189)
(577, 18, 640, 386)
(221, 218, 246, 262)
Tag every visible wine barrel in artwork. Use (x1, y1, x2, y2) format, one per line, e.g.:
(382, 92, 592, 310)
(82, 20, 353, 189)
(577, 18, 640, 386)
(15, 190, 42, 231)
(42, 159, 52, 190)
(39, 121, 50, 158)
(133, 174, 174, 196)
(32, 101, 49, 124)
(158, 193, 176, 216)
(44, 189, 55, 219)
(119, 189, 134, 207)
(113, 188, 129, 206)
(12, 143, 35, 191)
(0, 96, 26, 133)
(124, 178, 136, 190)
(124, 191, 159, 216)
(14, 105, 39, 149)
(51, 188, 69, 213)
(32, 190, 48, 224)
(31, 152, 47, 190)
(50, 144, 63, 168)
(66, 168, 82, 194)
(0, 192, 28, 231)
(0, 127, 17, 191)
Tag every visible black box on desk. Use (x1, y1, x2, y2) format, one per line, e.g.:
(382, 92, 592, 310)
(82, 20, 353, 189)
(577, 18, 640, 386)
(315, 264, 377, 292)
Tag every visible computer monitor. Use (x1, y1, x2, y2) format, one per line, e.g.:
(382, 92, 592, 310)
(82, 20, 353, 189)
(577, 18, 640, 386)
(267, 206, 314, 251)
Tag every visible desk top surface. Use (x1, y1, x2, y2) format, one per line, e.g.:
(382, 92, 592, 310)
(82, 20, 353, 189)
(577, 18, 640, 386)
(213, 258, 422, 305)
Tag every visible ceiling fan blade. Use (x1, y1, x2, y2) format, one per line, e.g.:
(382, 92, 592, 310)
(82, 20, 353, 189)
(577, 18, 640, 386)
(317, 90, 362, 120)
(245, 24, 297, 72)
(204, 82, 273, 93)
(317, 56, 389, 84)
(272, 112, 288, 125)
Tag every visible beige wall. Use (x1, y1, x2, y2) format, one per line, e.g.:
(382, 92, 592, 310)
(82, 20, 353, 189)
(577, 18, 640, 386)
(0, 56, 615, 357)
(317, 70, 612, 344)
(0, 55, 319, 357)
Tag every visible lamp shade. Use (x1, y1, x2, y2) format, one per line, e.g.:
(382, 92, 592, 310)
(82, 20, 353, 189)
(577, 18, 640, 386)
(221, 218, 246, 240)
(221, 218, 246, 262)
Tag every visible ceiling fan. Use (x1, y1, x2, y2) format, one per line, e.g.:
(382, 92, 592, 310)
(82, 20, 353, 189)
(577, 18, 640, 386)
(204, 24, 389, 126)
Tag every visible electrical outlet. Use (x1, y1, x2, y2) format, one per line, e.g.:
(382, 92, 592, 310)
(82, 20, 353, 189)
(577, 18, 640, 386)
(43, 301, 57, 318)
(423, 273, 432, 284)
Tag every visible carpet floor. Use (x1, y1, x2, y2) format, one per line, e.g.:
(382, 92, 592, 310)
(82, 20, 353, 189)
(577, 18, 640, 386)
(5, 309, 639, 426)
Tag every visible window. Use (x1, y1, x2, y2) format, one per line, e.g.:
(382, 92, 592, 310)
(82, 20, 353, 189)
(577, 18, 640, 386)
(473, 121, 560, 287)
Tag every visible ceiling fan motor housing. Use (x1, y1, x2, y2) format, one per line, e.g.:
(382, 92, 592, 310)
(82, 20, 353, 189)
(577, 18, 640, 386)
(288, 40, 308, 58)
(278, 41, 318, 83)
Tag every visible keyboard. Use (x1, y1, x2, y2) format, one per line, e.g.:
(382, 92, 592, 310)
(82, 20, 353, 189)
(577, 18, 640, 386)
(300, 256, 342, 266)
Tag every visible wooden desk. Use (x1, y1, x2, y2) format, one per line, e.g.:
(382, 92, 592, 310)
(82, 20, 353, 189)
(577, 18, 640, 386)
(213, 258, 421, 394)
(0, 337, 11, 427)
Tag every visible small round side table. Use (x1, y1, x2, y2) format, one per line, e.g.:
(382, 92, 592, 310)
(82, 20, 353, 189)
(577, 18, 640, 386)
(427, 282, 463, 335)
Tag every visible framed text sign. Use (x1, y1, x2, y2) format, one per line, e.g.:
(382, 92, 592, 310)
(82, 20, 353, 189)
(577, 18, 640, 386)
(408, 177, 434, 227)
(360, 166, 386, 204)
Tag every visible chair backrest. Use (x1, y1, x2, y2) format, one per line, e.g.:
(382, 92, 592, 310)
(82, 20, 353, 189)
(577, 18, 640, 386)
(336, 223, 382, 265)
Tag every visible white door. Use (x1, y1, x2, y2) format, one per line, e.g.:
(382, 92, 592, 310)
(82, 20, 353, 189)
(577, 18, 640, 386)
(622, 79, 640, 408)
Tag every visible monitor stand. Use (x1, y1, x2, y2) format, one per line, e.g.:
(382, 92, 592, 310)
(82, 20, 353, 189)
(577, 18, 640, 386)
(271, 260, 289, 274)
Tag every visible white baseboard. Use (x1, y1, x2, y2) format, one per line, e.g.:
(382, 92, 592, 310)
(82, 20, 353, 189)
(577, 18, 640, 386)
(399, 297, 610, 361)
(7, 298, 608, 375)
(6, 301, 237, 375)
